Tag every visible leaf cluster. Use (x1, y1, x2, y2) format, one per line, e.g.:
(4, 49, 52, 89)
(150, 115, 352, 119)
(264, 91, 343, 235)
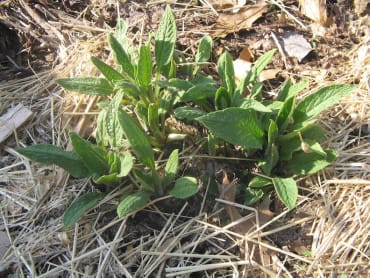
(16, 6, 354, 227)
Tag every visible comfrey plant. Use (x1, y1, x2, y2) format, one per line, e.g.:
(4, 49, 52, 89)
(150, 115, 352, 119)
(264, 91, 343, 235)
(16, 6, 354, 227)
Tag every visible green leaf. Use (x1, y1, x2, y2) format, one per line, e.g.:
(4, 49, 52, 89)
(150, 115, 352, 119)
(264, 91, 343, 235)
(217, 51, 235, 95)
(147, 103, 163, 141)
(215, 87, 231, 110)
(118, 109, 155, 170)
(305, 139, 327, 157)
(244, 187, 264, 206)
(195, 35, 213, 63)
(136, 44, 153, 88)
(117, 191, 151, 218)
(272, 177, 298, 210)
(276, 96, 295, 133)
(63, 192, 104, 227)
(96, 110, 109, 146)
(180, 83, 217, 102)
(239, 98, 272, 112)
(91, 56, 124, 82)
(277, 79, 309, 101)
(174, 106, 205, 120)
(236, 49, 276, 94)
(16, 144, 90, 178)
(286, 149, 338, 175)
(163, 149, 179, 187)
(117, 152, 134, 177)
(170, 177, 198, 199)
(155, 6, 177, 70)
(294, 84, 355, 122)
(95, 173, 121, 185)
(259, 120, 279, 175)
(108, 33, 135, 79)
(279, 124, 325, 160)
(249, 176, 272, 188)
(70, 132, 109, 177)
(197, 108, 264, 149)
(105, 92, 125, 148)
(114, 80, 141, 99)
(56, 77, 113, 96)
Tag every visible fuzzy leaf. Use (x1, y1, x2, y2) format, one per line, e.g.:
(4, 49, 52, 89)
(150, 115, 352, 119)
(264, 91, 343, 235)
(294, 85, 355, 122)
(108, 33, 135, 79)
(137, 44, 153, 88)
(105, 92, 125, 147)
(197, 108, 264, 149)
(163, 149, 179, 187)
(16, 144, 90, 178)
(286, 149, 338, 175)
(117, 191, 151, 218)
(215, 87, 231, 110)
(63, 192, 104, 227)
(91, 56, 124, 82)
(117, 152, 134, 177)
(276, 96, 295, 133)
(217, 51, 235, 95)
(155, 6, 177, 70)
(170, 177, 198, 199)
(196, 35, 213, 63)
(70, 132, 109, 177)
(118, 109, 155, 170)
(180, 83, 217, 102)
(272, 177, 298, 210)
(174, 106, 205, 120)
(56, 78, 113, 96)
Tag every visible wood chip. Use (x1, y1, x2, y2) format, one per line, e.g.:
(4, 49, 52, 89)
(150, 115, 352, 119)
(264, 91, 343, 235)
(0, 103, 33, 143)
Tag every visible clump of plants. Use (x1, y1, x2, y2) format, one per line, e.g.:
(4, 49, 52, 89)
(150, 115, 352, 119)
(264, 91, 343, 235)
(17, 6, 354, 227)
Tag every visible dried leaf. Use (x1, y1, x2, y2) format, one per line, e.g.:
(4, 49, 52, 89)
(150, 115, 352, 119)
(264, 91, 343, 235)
(259, 68, 280, 81)
(206, 0, 246, 12)
(279, 32, 312, 62)
(213, 4, 268, 37)
(299, 0, 327, 25)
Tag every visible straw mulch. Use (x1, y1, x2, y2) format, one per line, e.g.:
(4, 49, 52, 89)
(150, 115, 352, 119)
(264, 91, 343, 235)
(0, 1, 369, 277)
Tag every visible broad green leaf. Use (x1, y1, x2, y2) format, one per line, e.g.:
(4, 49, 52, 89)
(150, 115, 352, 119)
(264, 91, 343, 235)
(174, 106, 205, 120)
(244, 187, 264, 206)
(56, 77, 113, 96)
(294, 84, 355, 122)
(114, 19, 129, 50)
(91, 56, 124, 82)
(132, 169, 155, 191)
(16, 145, 90, 178)
(305, 139, 327, 157)
(155, 6, 176, 70)
(108, 152, 120, 173)
(136, 44, 153, 88)
(117, 152, 134, 177)
(277, 79, 309, 101)
(195, 35, 213, 63)
(239, 98, 272, 113)
(276, 96, 295, 133)
(180, 83, 217, 102)
(95, 173, 121, 185)
(63, 192, 104, 227)
(108, 33, 135, 79)
(118, 109, 155, 170)
(217, 51, 235, 95)
(249, 176, 272, 188)
(170, 177, 198, 199)
(197, 108, 264, 149)
(117, 191, 151, 218)
(215, 87, 231, 110)
(279, 124, 325, 160)
(70, 132, 109, 177)
(159, 78, 193, 91)
(163, 149, 179, 187)
(105, 92, 125, 147)
(278, 119, 317, 142)
(272, 177, 297, 210)
(286, 149, 338, 175)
